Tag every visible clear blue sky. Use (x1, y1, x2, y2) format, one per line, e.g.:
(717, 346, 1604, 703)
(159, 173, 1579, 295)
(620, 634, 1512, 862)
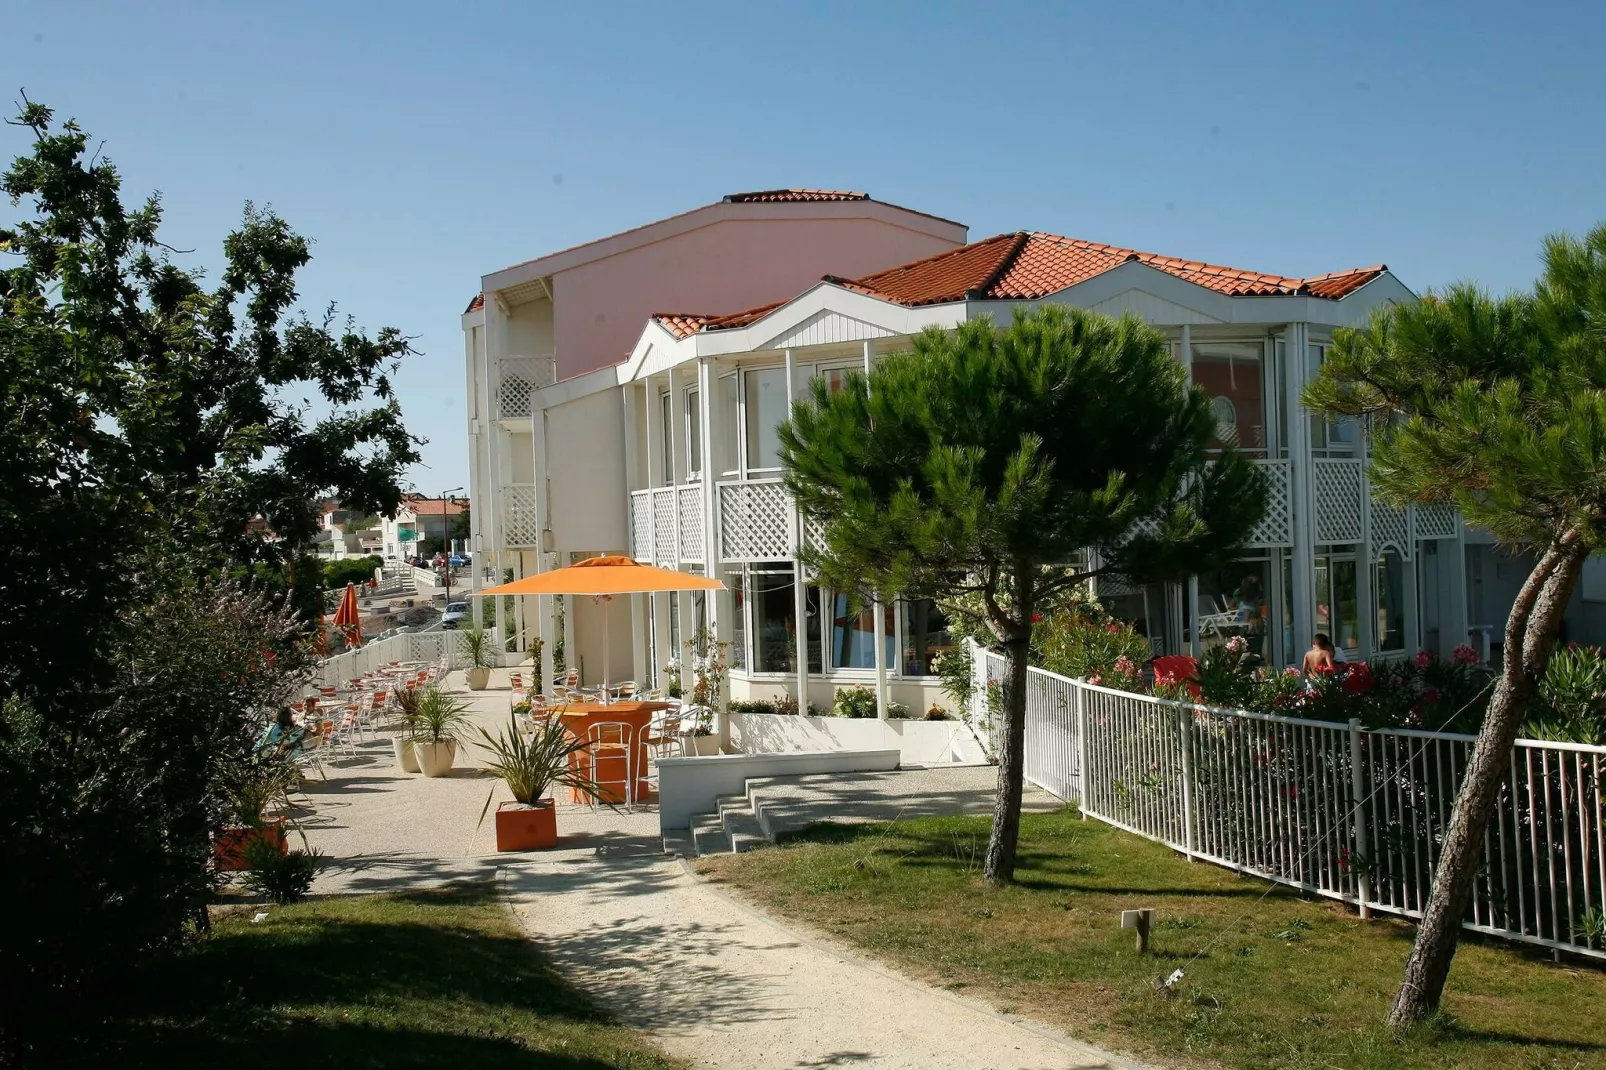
(6, 1, 1603, 489)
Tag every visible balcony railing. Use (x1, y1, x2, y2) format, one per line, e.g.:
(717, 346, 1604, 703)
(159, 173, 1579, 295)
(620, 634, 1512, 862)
(629, 485, 707, 565)
(495, 355, 557, 420)
(502, 484, 540, 547)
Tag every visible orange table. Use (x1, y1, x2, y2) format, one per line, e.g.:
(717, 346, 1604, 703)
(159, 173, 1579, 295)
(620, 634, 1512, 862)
(558, 700, 674, 804)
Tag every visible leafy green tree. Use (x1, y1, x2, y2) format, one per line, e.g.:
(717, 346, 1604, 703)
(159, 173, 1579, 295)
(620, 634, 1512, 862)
(1305, 223, 1606, 1025)
(0, 97, 420, 1051)
(780, 306, 1266, 882)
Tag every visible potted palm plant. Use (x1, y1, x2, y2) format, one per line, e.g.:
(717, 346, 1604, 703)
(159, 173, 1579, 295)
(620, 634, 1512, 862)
(391, 685, 423, 772)
(461, 624, 493, 690)
(412, 685, 471, 777)
(475, 713, 608, 850)
(215, 756, 296, 871)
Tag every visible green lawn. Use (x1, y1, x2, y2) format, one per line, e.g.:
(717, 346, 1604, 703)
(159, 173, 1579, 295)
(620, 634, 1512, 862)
(700, 808, 1606, 1070)
(57, 882, 681, 1069)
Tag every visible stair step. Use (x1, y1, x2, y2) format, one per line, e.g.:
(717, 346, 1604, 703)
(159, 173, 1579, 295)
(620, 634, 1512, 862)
(690, 811, 732, 856)
(661, 828, 694, 858)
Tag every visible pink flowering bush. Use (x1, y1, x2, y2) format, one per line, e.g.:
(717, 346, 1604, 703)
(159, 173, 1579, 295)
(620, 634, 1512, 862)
(1033, 605, 1150, 682)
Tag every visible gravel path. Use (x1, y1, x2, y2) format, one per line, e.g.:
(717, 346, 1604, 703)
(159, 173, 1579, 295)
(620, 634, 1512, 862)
(300, 668, 1151, 1069)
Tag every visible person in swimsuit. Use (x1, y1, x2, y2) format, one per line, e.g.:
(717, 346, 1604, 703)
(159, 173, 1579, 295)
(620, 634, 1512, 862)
(1302, 632, 1337, 675)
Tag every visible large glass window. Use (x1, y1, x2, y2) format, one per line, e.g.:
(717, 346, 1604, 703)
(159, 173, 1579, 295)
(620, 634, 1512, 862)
(830, 593, 894, 670)
(1375, 551, 1406, 652)
(751, 565, 796, 674)
(901, 599, 952, 676)
(744, 367, 788, 472)
(1309, 344, 1356, 454)
(1103, 580, 1170, 658)
(718, 374, 739, 477)
(685, 388, 701, 478)
(1314, 550, 1360, 659)
(1197, 558, 1271, 659)
(726, 570, 747, 672)
(668, 591, 681, 662)
(659, 391, 672, 483)
(1192, 343, 1266, 455)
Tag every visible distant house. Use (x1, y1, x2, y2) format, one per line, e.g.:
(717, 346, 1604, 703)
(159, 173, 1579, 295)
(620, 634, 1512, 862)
(315, 502, 384, 561)
(381, 495, 466, 561)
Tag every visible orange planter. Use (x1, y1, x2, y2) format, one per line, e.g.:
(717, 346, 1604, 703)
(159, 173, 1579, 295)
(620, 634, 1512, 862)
(495, 800, 557, 851)
(214, 822, 287, 871)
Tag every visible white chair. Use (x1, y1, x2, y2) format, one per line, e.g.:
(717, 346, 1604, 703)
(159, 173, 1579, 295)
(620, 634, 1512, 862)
(636, 710, 683, 799)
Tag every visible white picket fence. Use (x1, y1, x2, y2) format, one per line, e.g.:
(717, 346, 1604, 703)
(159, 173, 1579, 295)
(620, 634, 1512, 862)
(315, 631, 462, 687)
(967, 641, 1606, 961)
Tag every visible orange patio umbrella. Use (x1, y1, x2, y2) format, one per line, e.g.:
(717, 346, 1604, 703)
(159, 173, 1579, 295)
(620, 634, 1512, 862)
(477, 555, 723, 698)
(332, 582, 363, 648)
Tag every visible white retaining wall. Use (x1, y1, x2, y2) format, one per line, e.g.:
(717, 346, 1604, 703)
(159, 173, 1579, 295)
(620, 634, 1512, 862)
(657, 749, 901, 831)
(729, 713, 986, 765)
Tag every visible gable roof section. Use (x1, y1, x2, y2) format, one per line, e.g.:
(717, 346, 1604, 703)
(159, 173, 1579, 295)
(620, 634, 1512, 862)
(652, 300, 787, 339)
(838, 232, 1386, 307)
(466, 292, 485, 313)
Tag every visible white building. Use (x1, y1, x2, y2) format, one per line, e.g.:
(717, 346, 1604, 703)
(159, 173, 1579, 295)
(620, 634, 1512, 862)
(464, 195, 1585, 724)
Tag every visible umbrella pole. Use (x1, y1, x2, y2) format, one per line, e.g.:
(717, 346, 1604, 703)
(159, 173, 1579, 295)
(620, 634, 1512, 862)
(599, 594, 612, 704)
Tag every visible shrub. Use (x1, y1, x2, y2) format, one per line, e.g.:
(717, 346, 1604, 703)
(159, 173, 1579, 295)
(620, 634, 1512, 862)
(322, 555, 382, 590)
(924, 704, 951, 721)
(1035, 607, 1151, 682)
(1528, 644, 1606, 744)
(887, 700, 911, 720)
(729, 699, 776, 714)
(242, 839, 319, 905)
(832, 685, 878, 718)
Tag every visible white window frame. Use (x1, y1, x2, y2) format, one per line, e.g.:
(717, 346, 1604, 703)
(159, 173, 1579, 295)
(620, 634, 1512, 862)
(685, 385, 702, 481)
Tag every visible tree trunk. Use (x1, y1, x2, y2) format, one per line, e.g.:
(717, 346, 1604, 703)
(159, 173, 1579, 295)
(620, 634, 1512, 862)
(983, 582, 1033, 885)
(1387, 538, 1587, 1026)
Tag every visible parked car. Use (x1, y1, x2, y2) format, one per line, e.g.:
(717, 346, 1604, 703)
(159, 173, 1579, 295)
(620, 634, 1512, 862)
(440, 602, 469, 629)
(449, 553, 471, 568)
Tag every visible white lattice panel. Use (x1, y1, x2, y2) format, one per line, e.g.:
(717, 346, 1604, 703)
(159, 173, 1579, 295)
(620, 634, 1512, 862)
(652, 488, 677, 565)
(1313, 459, 1363, 544)
(678, 485, 704, 561)
(804, 514, 826, 549)
(1369, 490, 1411, 558)
(495, 356, 556, 419)
(1416, 501, 1458, 539)
(1247, 459, 1293, 547)
(629, 491, 651, 561)
(719, 479, 793, 562)
(501, 484, 540, 547)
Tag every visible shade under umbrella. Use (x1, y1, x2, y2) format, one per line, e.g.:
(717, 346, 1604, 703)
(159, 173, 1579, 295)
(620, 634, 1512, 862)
(477, 556, 723, 697)
(332, 582, 363, 648)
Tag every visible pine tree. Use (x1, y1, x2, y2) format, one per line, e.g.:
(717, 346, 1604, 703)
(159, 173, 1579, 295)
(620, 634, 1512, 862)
(1305, 222, 1606, 1024)
(779, 305, 1265, 882)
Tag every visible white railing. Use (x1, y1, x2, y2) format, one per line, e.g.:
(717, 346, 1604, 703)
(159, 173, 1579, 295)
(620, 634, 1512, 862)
(965, 640, 1606, 960)
(629, 485, 707, 565)
(495, 355, 557, 420)
(717, 478, 793, 562)
(501, 483, 541, 547)
(316, 631, 462, 687)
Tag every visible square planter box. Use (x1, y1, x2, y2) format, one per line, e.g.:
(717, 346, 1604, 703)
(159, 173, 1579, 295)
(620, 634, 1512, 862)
(495, 799, 557, 851)
(214, 822, 287, 872)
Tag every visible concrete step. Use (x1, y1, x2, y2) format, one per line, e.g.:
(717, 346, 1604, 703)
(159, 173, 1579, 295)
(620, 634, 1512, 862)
(661, 827, 694, 858)
(715, 794, 767, 853)
(690, 811, 732, 856)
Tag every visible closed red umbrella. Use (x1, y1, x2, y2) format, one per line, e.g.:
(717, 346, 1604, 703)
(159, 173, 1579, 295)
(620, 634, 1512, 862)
(332, 582, 363, 648)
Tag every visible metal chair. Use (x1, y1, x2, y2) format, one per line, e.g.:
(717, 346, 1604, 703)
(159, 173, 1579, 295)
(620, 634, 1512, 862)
(585, 721, 635, 810)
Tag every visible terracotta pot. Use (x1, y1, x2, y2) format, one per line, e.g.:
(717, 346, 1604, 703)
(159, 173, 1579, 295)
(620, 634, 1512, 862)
(415, 740, 458, 777)
(494, 799, 557, 851)
(214, 822, 287, 872)
(393, 737, 420, 773)
(465, 666, 491, 690)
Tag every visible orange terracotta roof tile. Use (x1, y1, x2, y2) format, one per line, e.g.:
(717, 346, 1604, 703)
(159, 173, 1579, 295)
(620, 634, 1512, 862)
(466, 292, 485, 313)
(722, 188, 868, 203)
(838, 233, 1386, 305)
(653, 299, 786, 338)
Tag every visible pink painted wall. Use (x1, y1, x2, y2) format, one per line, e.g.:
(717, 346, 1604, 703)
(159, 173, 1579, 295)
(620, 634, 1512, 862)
(550, 215, 963, 379)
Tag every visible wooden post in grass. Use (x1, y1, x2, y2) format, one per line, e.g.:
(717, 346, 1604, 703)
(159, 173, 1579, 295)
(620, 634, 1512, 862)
(1122, 908, 1155, 953)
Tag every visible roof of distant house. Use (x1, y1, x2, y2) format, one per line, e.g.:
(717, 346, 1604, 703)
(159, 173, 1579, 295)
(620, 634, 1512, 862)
(648, 231, 1388, 338)
(403, 494, 466, 516)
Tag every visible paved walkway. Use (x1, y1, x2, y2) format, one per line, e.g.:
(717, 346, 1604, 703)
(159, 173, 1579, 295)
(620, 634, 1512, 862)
(298, 668, 1152, 1070)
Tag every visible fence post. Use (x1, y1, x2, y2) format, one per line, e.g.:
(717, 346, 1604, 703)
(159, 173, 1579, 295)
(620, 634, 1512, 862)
(1347, 717, 1372, 920)
(1176, 703, 1196, 862)
(1075, 681, 1090, 820)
